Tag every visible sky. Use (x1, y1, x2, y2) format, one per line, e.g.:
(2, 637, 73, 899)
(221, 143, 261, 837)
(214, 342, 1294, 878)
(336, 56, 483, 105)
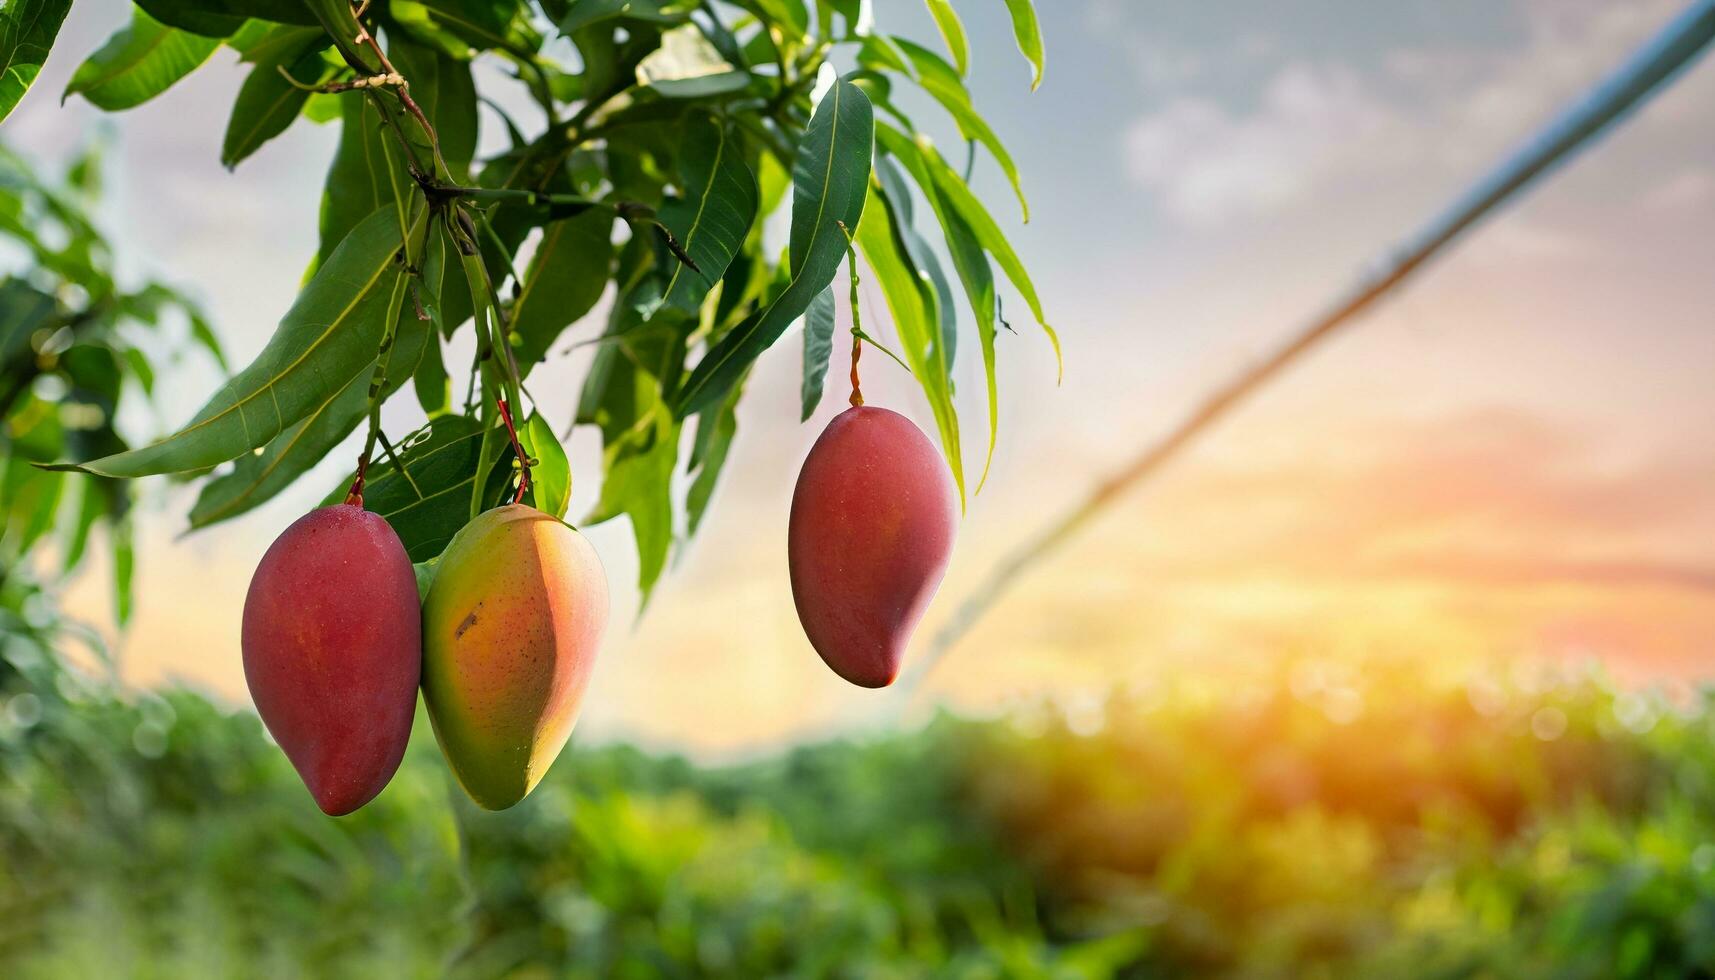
(9, 0, 1715, 757)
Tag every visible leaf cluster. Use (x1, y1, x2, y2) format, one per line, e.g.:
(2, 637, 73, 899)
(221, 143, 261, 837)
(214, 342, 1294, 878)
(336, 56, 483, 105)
(0, 142, 224, 628)
(35, 0, 1055, 603)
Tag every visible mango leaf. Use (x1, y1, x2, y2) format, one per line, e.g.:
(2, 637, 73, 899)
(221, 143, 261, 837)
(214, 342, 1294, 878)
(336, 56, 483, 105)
(132, 0, 243, 37)
(892, 37, 1027, 221)
(319, 93, 410, 266)
(923, 0, 967, 75)
(876, 152, 956, 372)
(856, 181, 964, 507)
(386, 32, 478, 179)
(752, 0, 808, 41)
(413, 329, 450, 415)
(412, 0, 520, 50)
(113, 517, 134, 624)
(302, 0, 381, 74)
(881, 142, 1000, 489)
(136, 1, 318, 37)
(675, 75, 872, 416)
(0, 0, 72, 123)
(510, 209, 613, 371)
(799, 284, 835, 420)
(686, 372, 741, 538)
(999, 0, 1044, 90)
(878, 122, 1058, 377)
(523, 411, 571, 519)
(227, 1, 321, 26)
(413, 558, 437, 600)
(635, 23, 748, 98)
(338, 414, 511, 562)
(654, 114, 757, 316)
(221, 27, 329, 168)
(187, 228, 446, 528)
(64, 9, 222, 111)
(558, 0, 686, 33)
(49, 206, 407, 478)
(580, 290, 684, 607)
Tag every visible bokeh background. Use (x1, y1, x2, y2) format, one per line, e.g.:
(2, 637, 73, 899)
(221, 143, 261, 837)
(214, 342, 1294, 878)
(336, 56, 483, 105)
(6, 0, 1715, 975)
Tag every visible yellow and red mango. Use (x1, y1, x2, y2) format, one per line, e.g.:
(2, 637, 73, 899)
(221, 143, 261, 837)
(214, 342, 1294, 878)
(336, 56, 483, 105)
(242, 504, 421, 816)
(421, 504, 609, 810)
(788, 406, 958, 688)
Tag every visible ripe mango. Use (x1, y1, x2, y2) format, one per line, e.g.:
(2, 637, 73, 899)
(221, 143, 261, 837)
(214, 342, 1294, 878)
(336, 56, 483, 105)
(242, 505, 421, 816)
(788, 406, 958, 688)
(421, 504, 609, 810)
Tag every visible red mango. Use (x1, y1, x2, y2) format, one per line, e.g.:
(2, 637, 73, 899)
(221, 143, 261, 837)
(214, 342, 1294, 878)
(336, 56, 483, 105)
(241, 504, 421, 815)
(788, 406, 958, 687)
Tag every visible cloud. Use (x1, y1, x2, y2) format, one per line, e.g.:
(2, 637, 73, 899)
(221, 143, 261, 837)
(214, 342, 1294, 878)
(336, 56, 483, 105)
(1124, 64, 1407, 224)
(1120, 0, 1691, 225)
(1641, 170, 1715, 210)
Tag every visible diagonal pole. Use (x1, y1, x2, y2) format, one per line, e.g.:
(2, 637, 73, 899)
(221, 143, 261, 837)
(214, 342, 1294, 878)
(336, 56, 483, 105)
(903, 0, 1715, 693)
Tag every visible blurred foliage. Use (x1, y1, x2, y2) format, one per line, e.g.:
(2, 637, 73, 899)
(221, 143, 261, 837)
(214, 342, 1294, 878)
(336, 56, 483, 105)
(0, 139, 221, 657)
(5, 648, 1715, 978)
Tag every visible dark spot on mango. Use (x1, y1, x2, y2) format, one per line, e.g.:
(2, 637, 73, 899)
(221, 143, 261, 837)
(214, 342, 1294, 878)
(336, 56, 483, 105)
(455, 612, 478, 639)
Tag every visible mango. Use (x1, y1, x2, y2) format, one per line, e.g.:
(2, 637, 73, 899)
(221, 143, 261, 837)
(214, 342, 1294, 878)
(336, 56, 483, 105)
(421, 504, 609, 810)
(788, 406, 958, 688)
(242, 504, 421, 816)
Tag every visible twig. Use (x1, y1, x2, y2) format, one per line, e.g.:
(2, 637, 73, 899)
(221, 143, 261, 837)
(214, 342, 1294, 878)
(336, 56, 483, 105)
(496, 396, 531, 505)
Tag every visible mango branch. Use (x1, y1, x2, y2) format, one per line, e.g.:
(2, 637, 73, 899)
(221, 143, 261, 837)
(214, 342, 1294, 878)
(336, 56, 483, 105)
(348, 208, 427, 506)
(841, 221, 864, 407)
(495, 397, 531, 505)
(348, 1, 448, 179)
(438, 187, 700, 273)
(836, 221, 911, 390)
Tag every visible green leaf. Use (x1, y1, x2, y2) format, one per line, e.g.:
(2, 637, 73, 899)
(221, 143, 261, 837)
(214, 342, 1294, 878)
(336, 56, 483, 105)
(892, 37, 1027, 221)
(50, 206, 407, 478)
(113, 517, 135, 625)
(999, 0, 1044, 90)
(923, 0, 968, 76)
(225, 1, 320, 27)
(409, 0, 521, 50)
(686, 374, 740, 538)
(882, 144, 1000, 489)
(876, 153, 957, 372)
(64, 9, 222, 111)
(59, 475, 106, 573)
(558, 0, 685, 34)
(510, 209, 613, 371)
(132, 0, 243, 38)
(457, 246, 516, 518)
(580, 289, 684, 608)
(186, 227, 446, 528)
(523, 411, 571, 519)
(675, 75, 872, 416)
(319, 93, 410, 267)
(856, 181, 964, 507)
(342, 414, 511, 562)
(136, 1, 318, 37)
(386, 32, 478, 179)
(878, 122, 1058, 377)
(413, 558, 438, 600)
(799, 285, 835, 420)
(0, 0, 73, 123)
(752, 0, 808, 41)
(221, 27, 328, 169)
(654, 114, 757, 316)
(413, 329, 450, 416)
(635, 23, 748, 98)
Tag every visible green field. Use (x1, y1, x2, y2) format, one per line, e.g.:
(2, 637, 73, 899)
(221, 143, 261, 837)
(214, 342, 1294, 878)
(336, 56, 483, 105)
(4, 643, 1713, 978)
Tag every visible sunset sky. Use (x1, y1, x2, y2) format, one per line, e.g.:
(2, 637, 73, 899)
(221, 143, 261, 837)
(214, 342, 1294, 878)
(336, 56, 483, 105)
(11, 0, 1715, 757)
